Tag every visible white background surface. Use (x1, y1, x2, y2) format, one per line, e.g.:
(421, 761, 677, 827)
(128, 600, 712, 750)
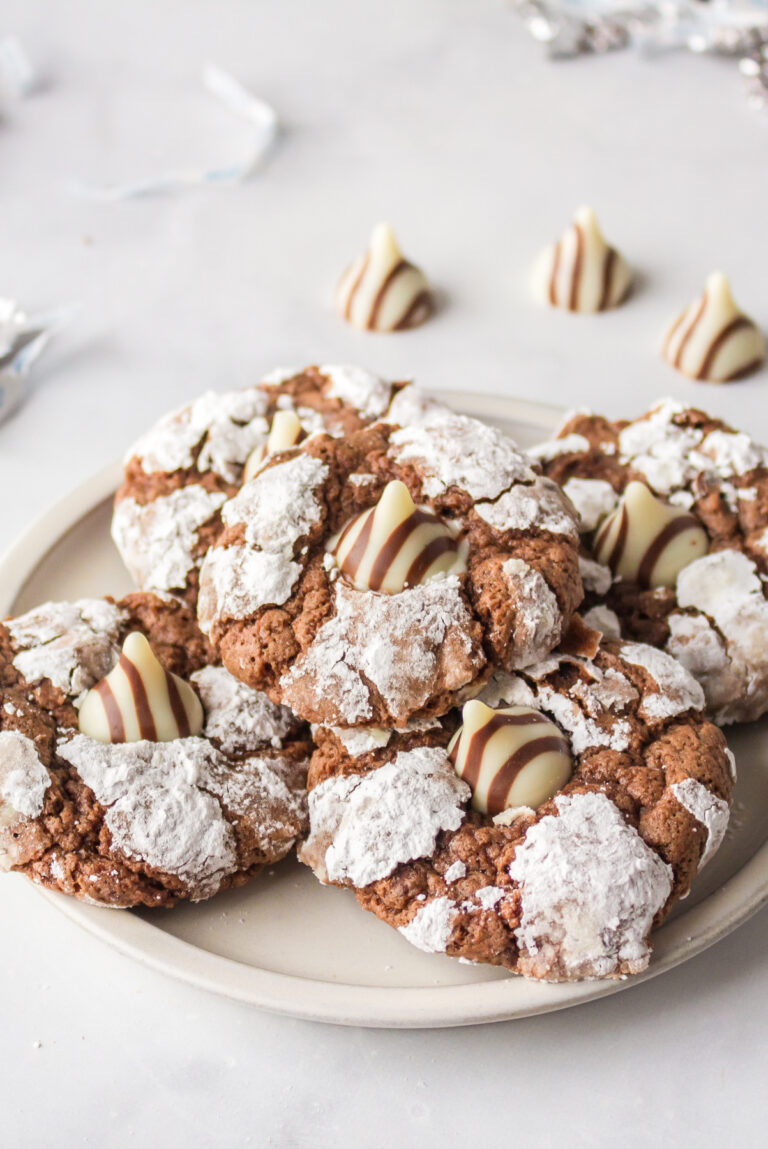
(2, 1, 768, 1145)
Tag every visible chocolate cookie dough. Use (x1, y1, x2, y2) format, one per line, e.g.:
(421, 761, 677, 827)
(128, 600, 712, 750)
(533, 398, 768, 724)
(0, 592, 310, 907)
(299, 621, 733, 981)
(112, 365, 411, 606)
(197, 404, 583, 728)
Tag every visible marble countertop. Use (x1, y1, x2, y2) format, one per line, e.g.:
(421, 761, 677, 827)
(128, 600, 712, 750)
(2, 1, 767, 1144)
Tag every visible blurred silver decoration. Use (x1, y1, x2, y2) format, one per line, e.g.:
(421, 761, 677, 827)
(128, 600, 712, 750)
(0, 36, 35, 111)
(512, 0, 768, 107)
(70, 65, 279, 202)
(0, 300, 76, 427)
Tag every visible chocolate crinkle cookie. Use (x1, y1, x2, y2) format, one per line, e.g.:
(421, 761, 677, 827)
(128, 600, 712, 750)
(112, 364, 412, 606)
(0, 592, 310, 908)
(197, 399, 583, 728)
(299, 619, 734, 981)
(532, 398, 768, 725)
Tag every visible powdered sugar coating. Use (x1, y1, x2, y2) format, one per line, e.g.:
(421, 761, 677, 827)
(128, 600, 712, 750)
(111, 487, 227, 593)
(6, 599, 126, 699)
(620, 644, 705, 721)
(670, 778, 730, 869)
(280, 576, 485, 726)
(475, 476, 578, 539)
(190, 665, 300, 754)
(389, 414, 536, 501)
(673, 551, 768, 724)
(509, 792, 673, 979)
(399, 897, 459, 954)
(501, 559, 563, 669)
(473, 885, 507, 911)
(480, 650, 639, 756)
(331, 717, 440, 758)
(58, 733, 305, 899)
(129, 388, 270, 482)
(579, 555, 613, 595)
(617, 398, 768, 496)
(222, 454, 328, 547)
(444, 860, 467, 884)
(58, 734, 237, 897)
(333, 727, 393, 756)
(0, 731, 49, 823)
(529, 433, 591, 462)
(300, 746, 469, 887)
(383, 383, 453, 429)
(581, 604, 622, 639)
(319, 365, 393, 418)
(562, 477, 618, 533)
(198, 545, 301, 634)
(198, 454, 329, 634)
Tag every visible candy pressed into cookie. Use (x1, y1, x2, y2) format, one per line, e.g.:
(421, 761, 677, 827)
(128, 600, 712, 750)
(0, 592, 310, 907)
(197, 404, 584, 728)
(533, 398, 768, 724)
(299, 620, 734, 981)
(112, 365, 410, 606)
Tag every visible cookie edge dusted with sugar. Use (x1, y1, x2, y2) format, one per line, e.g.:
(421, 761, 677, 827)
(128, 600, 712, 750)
(0, 592, 311, 907)
(533, 398, 768, 724)
(112, 366, 411, 606)
(298, 624, 733, 981)
(198, 409, 584, 728)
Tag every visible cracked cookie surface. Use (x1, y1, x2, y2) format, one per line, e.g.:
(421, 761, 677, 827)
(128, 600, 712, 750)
(299, 621, 733, 981)
(112, 365, 411, 606)
(533, 398, 768, 724)
(0, 592, 310, 907)
(198, 403, 583, 727)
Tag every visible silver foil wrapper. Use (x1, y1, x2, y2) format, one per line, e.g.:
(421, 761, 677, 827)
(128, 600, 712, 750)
(512, 0, 768, 106)
(0, 300, 74, 427)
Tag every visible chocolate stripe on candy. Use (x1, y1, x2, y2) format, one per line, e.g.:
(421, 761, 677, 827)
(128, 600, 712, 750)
(449, 700, 571, 817)
(328, 479, 467, 595)
(662, 272, 766, 383)
(335, 222, 434, 333)
(533, 206, 631, 314)
(593, 481, 708, 590)
(78, 632, 204, 744)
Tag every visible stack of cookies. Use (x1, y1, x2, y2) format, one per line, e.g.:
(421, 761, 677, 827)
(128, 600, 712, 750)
(0, 368, 746, 982)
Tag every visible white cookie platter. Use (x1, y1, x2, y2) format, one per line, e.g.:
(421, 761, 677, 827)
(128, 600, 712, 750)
(1, 392, 767, 1029)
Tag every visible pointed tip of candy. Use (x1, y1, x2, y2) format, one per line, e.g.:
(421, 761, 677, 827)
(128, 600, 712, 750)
(378, 478, 416, 517)
(370, 221, 401, 259)
(462, 698, 495, 731)
(705, 270, 733, 302)
(573, 204, 600, 233)
(121, 630, 154, 661)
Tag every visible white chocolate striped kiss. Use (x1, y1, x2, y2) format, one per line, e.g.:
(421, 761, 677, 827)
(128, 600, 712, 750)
(335, 222, 433, 332)
(663, 272, 766, 383)
(243, 409, 303, 483)
(328, 479, 467, 594)
(449, 700, 572, 817)
(531, 206, 632, 314)
(78, 632, 204, 743)
(594, 480, 708, 590)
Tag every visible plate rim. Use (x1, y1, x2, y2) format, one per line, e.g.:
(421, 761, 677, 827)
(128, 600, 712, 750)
(2, 390, 767, 1028)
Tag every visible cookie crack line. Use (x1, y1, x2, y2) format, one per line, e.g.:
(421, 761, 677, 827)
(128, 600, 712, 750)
(199, 409, 582, 727)
(298, 628, 732, 981)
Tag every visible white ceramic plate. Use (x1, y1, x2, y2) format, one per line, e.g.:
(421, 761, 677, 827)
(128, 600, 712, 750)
(2, 392, 767, 1029)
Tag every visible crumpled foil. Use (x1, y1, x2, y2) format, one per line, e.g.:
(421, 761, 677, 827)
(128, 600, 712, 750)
(512, 0, 768, 107)
(71, 65, 279, 201)
(0, 300, 75, 427)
